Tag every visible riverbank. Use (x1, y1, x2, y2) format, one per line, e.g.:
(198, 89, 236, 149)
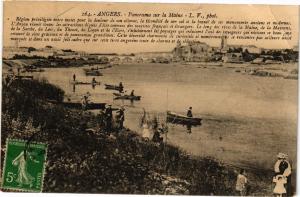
(196, 62, 298, 80)
(3, 58, 298, 81)
(3, 58, 103, 70)
(1, 78, 279, 195)
(5, 61, 296, 178)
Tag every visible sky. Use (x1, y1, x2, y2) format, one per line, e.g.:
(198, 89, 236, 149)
(3, 2, 299, 53)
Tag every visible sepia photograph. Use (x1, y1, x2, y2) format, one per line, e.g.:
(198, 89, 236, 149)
(0, 1, 299, 196)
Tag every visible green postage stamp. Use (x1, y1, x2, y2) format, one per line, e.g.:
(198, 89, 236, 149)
(1, 139, 47, 192)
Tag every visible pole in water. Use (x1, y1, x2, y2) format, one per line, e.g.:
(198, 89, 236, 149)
(166, 88, 168, 111)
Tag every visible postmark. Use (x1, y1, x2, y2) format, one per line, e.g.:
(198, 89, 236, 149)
(1, 138, 47, 192)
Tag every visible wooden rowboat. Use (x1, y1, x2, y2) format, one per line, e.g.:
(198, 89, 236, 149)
(70, 81, 101, 85)
(83, 67, 99, 72)
(48, 100, 106, 110)
(113, 93, 141, 101)
(23, 68, 45, 73)
(85, 70, 103, 76)
(166, 111, 202, 125)
(104, 84, 123, 91)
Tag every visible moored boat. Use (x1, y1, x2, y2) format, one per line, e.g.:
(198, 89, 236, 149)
(70, 81, 101, 85)
(113, 93, 141, 101)
(166, 111, 202, 125)
(83, 67, 99, 72)
(104, 84, 123, 91)
(23, 68, 45, 72)
(85, 70, 103, 76)
(48, 100, 106, 110)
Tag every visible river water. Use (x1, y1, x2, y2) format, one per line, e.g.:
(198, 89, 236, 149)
(35, 63, 297, 170)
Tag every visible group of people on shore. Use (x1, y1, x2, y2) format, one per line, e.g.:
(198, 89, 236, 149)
(79, 83, 294, 196)
(80, 91, 125, 133)
(99, 104, 125, 133)
(140, 111, 168, 145)
(235, 152, 292, 196)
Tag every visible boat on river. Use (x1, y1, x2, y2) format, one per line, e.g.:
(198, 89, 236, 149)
(166, 111, 202, 125)
(98, 65, 112, 69)
(48, 100, 106, 110)
(22, 68, 45, 73)
(85, 70, 103, 76)
(70, 81, 101, 85)
(20, 65, 44, 73)
(104, 84, 123, 91)
(83, 67, 99, 72)
(113, 93, 141, 100)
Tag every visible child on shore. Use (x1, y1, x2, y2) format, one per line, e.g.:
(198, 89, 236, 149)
(273, 175, 287, 197)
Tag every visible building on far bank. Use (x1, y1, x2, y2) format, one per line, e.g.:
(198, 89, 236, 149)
(242, 45, 262, 54)
(135, 51, 172, 63)
(220, 36, 261, 54)
(110, 56, 121, 63)
(122, 56, 133, 63)
(85, 53, 117, 62)
(172, 40, 212, 62)
(222, 53, 243, 63)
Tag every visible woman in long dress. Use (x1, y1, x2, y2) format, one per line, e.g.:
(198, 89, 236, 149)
(141, 109, 153, 140)
(142, 122, 152, 139)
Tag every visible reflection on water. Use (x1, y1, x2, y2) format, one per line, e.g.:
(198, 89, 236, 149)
(35, 63, 297, 170)
(186, 124, 192, 133)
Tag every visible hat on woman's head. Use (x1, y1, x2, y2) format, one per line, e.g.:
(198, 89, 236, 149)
(277, 152, 286, 159)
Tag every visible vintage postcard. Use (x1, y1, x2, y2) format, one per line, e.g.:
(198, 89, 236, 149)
(0, 1, 298, 196)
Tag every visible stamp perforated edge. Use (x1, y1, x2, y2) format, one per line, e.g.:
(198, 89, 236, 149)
(1, 138, 48, 192)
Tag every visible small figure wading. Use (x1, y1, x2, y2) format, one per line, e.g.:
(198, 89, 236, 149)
(73, 74, 76, 81)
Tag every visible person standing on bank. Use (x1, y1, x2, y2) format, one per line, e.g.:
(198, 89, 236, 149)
(104, 104, 113, 133)
(187, 107, 193, 117)
(81, 92, 91, 110)
(235, 169, 248, 196)
(73, 74, 76, 81)
(273, 175, 287, 197)
(274, 153, 292, 196)
(117, 106, 125, 131)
